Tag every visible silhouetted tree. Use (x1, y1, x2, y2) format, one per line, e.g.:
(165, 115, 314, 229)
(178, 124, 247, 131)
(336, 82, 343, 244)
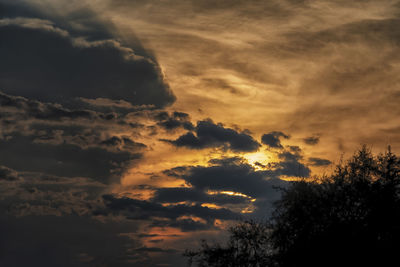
(184, 220, 274, 267)
(186, 146, 400, 267)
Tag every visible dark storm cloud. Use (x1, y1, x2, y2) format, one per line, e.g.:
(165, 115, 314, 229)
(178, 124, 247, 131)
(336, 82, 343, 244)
(275, 158, 310, 177)
(0, 166, 162, 267)
(261, 131, 290, 149)
(160, 152, 308, 204)
(150, 218, 212, 232)
(288, 145, 302, 153)
(0, 0, 115, 40)
(152, 187, 250, 205)
(278, 151, 301, 161)
(0, 215, 140, 267)
(0, 91, 150, 144)
(0, 167, 172, 267)
(308, 157, 332, 167)
(0, 91, 147, 181)
(101, 194, 239, 222)
(0, 24, 174, 108)
(0, 167, 186, 266)
(100, 136, 147, 151)
(0, 135, 137, 183)
(275, 150, 310, 177)
(153, 111, 194, 131)
(0, 165, 19, 181)
(163, 157, 288, 199)
(168, 119, 260, 152)
(303, 136, 320, 145)
(26, 122, 146, 154)
(133, 246, 178, 253)
(98, 194, 240, 232)
(0, 91, 96, 120)
(159, 156, 310, 217)
(0, 166, 107, 217)
(0, 0, 175, 108)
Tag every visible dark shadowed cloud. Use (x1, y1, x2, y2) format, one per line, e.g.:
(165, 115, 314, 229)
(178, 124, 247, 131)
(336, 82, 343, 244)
(153, 111, 194, 131)
(0, 91, 97, 121)
(261, 131, 290, 149)
(99, 194, 240, 230)
(174, 157, 283, 198)
(0, 215, 141, 267)
(308, 157, 332, 166)
(0, 165, 19, 181)
(0, 1, 175, 108)
(275, 150, 311, 177)
(0, 24, 175, 108)
(0, 91, 151, 184)
(152, 187, 250, 205)
(168, 119, 260, 152)
(159, 156, 309, 217)
(0, 134, 137, 183)
(150, 218, 213, 232)
(303, 136, 320, 145)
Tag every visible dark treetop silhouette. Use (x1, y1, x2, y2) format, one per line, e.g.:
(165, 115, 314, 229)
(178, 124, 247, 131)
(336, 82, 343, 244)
(185, 146, 400, 267)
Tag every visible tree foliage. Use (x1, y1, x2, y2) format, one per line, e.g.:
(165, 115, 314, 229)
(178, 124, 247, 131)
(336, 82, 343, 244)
(186, 146, 400, 267)
(185, 221, 273, 267)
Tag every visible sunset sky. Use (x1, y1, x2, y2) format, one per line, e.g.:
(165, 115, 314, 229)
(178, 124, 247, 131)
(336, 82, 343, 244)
(1, 0, 400, 266)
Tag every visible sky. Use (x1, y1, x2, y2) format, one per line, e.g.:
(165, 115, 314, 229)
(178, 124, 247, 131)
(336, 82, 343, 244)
(1, 0, 400, 266)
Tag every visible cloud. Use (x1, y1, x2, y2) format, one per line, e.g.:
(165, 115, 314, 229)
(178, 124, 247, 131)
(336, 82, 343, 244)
(152, 187, 250, 205)
(0, 91, 96, 121)
(308, 157, 332, 166)
(0, 17, 69, 35)
(100, 136, 147, 151)
(159, 156, 310, 217)
(168, 119, 260, 152)
(0, 91, 154, 184)
(154, 111, 194, 131)
(133, 246, 178, 253)
(0, 91, 149, 149)
(100, 0, 400, 162)
(0, 165, 19, 181)
(0, 166, 190, 266)
(0, 168, 107, 217)
(174, 157, 281, 197)
(303, 136, 320, 145)
(278, 150, 301, 161)
(280, 16, 400, 148)
(97, 194, 241, 233)
(101, 194, 240, 222)
(261, 131, 290, 149)
(150, 218, 212, 232)
(0, 2, 175, 108)
(275, 150, 310, 177)
(0, 134, 137, 183)
(0, 214, 141, 267)
(145, 151, 302, 219)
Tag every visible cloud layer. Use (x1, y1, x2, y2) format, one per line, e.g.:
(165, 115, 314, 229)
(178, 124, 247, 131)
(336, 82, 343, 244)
(168, 119, 260, 152)
(2, 0, 398, 266)
(0, 2, 175, 108)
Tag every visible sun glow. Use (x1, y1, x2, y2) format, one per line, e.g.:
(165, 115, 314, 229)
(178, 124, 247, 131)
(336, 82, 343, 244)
(207, 190, 251, 199)
(243, 151, 272, 169)
(206, 190, 256, 203)
(201, 203, 223, 209)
